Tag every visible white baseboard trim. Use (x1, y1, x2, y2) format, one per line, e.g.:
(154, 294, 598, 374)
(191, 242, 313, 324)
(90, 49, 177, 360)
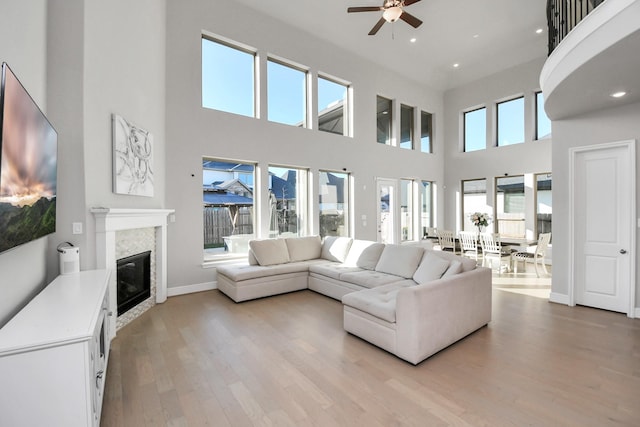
(634, 307, 640, 318)
(549, 292, 569, 305)
(167, 281, 217, 297)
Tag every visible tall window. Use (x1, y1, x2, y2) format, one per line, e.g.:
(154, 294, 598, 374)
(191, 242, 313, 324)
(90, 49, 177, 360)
(400, 105, 414, 150)
(536, 91, 552, 140)
(464, 107, 486, 152)
(319, 170, 350, 237)
(267, 59, 307, 127)
(420, 111, 432, 153)
(377, 96, 392, 145)
(420, 181, 433, 237)
(400, 179, 414, 241)
(462, 179, 489, 231)
(536, 173, 552, 235)
(318, 76, 350, 136)
(268, 166, 308, 237)
(202, 158, 255, 260)
(202, 37, 255, 117)
(495, 175, 525, 238)
(497, 97, 524, 146)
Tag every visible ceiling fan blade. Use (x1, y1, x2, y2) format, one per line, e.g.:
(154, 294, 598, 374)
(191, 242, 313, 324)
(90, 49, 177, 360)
(348, 6, 383, 13)
(368, 17, 387, 35)
(403, 0, 422, 6)
(400, 11, 423, 28)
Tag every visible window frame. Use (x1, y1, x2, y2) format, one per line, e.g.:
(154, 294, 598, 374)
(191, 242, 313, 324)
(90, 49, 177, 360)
(535, 91, 552, 140)
(201, 35, 257, 118)
(376, 95, 393, 145)
(266, 56, 309, 128)
(317, 74, 352, 137)
(494, 175, 526, 238)
(318, 169, 351, 238)
(420, 110, 433, 153)
(463, 107, 487, 152)
(267, 164, 309, 238)
(535, 172, 552, 237)
(496, 96, 525, 147)
(400, 104, 415, 150)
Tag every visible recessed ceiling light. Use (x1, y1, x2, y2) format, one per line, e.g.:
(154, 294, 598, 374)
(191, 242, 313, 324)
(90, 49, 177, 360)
(453, 63, 460, 68)
(536, 28, 543, 34)
(611, 91, 627, 98)
(473, 34, 479, 39)
(410, 38, 417, 43)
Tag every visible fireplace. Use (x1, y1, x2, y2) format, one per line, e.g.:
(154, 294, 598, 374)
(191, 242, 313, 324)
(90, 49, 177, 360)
(116, 251, 151, 316)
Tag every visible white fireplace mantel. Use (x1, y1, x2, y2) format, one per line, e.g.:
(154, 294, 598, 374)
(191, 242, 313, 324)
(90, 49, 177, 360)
(91, 208, 174, 338)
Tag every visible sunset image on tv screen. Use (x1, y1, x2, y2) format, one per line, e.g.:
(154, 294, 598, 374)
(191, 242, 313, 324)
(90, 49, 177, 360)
(0, 64, 57, 253)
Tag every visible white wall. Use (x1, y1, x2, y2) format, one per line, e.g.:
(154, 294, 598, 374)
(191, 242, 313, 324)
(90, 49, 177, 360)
(164, 0, 445, 289)
(551, 101, 640, 309)
(0, 0, 49, 327)
(442, 58, 552, 234)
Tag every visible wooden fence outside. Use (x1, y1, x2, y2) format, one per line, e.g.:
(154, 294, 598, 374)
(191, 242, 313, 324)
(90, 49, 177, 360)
(203, 207, 253, 247)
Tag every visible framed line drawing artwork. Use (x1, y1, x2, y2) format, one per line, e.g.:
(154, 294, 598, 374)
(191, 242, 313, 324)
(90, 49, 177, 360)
(112, 114, 154, 197)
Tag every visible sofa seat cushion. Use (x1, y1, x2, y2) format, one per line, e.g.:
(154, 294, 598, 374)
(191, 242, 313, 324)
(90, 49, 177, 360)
(308, 263, 364, 281)
(217, 260, 320, 282)
(342, 281, 414, 323)
(374, 244, 424, 279)
(339, 270, 405, 289)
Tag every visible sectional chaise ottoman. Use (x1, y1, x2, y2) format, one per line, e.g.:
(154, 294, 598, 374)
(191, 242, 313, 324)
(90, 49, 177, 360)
(216, 235, 492, 364)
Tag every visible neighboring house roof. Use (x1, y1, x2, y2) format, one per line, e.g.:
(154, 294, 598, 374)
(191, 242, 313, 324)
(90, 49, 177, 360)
(202, 160, 254, 173)
(269, 174, 296, 201)
(203, 192, 253, 206)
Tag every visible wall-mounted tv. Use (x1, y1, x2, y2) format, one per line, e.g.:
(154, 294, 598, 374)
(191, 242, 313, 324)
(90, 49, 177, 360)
(0, 62, 57, 254)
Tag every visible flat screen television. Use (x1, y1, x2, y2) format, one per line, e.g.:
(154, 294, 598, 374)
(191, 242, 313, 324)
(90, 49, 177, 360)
(0, 62, 57, 254)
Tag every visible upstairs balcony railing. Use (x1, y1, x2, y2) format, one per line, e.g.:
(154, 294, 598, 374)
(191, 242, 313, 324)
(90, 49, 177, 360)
(547, 0, 607, 54)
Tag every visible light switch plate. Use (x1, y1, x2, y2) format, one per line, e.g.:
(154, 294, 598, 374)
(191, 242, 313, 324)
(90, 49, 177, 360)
(72, 222, 83, 235)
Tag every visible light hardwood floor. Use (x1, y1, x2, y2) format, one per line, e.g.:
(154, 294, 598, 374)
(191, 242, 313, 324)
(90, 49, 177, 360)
(101, 272, 640, 426)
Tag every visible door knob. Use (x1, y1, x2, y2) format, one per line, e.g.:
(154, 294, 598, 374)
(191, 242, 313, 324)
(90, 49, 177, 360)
(620, 249, 627, 254)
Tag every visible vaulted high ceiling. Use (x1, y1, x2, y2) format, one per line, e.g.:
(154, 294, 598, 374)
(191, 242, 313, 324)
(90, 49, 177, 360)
(235, 0, 548, 90)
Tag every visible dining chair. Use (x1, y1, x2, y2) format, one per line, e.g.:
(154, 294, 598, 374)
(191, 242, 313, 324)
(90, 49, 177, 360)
(512, 232, 551, 277)
(436, 229, 456, 254)
(458, 231, 480, 263)
(479, 233, 512, 274)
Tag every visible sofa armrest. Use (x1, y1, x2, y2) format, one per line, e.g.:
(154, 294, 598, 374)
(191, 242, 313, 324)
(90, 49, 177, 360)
(394, 267, 492, 364)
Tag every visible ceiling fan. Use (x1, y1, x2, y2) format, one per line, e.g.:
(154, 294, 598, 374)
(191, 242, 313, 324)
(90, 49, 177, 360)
(348, 0, 423, 36)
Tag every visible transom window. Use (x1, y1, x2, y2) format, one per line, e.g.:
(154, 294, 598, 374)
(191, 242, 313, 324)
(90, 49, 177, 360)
(202, 37, 255, 118)
(536, 91, 552, 140)
(319, 170, 350, 237)
(400, 105, 414, 150)
(464, 107, 486, 152)
(420, 111, 432, 153)
(318, 76, 350, 136)
(267, 59, 307, 127)
(268, 165, 308, 237)
(497, 97, 524, 146)
(376, 96, 392, 145)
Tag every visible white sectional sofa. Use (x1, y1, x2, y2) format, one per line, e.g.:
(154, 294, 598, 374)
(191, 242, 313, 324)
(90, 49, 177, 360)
(216, 235, 492, 364)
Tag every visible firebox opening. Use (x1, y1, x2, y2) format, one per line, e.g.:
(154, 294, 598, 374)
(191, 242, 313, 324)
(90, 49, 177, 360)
(117, 250, 151, 316)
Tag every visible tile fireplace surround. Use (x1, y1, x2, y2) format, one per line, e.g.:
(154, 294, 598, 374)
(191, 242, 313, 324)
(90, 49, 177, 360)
(91, 208, 174, 339)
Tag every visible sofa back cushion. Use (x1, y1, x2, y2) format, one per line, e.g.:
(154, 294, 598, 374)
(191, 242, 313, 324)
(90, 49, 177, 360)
(321, 236, 353, 263)
(285, 235, 322, 262)
(249, 239, 290, 266)
(413, 251, 451, 283)
(344, 240, 384, 269)
(374, 244, 425, 279)
(442, 260, 463, 277)
(248, 249, 259, 265)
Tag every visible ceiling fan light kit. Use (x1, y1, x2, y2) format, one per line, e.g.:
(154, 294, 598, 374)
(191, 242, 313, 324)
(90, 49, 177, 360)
(348, 0, 423, 36)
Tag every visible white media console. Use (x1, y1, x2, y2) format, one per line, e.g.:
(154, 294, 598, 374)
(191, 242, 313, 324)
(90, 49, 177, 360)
(0, 270, 112, 426)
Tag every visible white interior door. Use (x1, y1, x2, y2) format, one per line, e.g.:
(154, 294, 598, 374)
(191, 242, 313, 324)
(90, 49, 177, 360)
(572, 141, 635, 315)
(376, 178, 397, 244)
